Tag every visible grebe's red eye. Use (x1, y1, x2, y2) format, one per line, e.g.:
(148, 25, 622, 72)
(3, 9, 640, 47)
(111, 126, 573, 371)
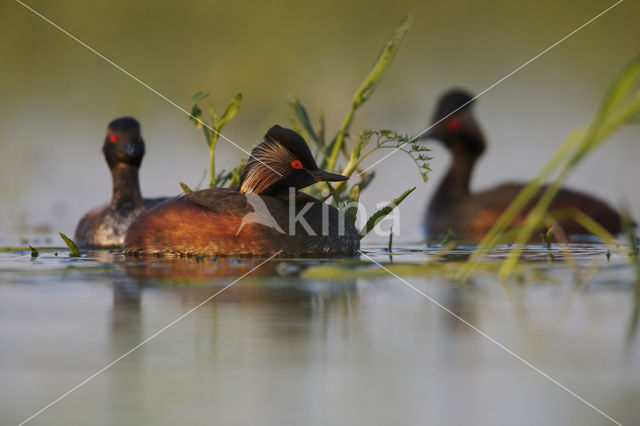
(446, 119, 460, 132)
(291, 159, 303, 169)
(109, 133, 118, 143)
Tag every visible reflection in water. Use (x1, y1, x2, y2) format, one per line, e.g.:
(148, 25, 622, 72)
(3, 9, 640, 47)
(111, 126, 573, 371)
(1, 248, 639, 425)
(438, 282, 480, 333)
(104, 258, 360, 425)
(122, 256, 281, 282)
(109, 280, 143, 426)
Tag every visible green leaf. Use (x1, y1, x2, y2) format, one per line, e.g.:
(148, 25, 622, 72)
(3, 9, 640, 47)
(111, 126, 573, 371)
(326, 15, 412, 171)
(214, 169, 230, 187)
(190, 91, 210, 128)
(217, 92, 243, 130)
(359, 187, 415, 239)
(544, 227, 553, 248)
(350, 130, 373, 162)
(194, 169, 207, 190)
(179, 182, 193, 194)
(209, 102, 218, 127)
(318, 111, 326, 144)
(288, 97, 322, 148)
(190, 103, 203, 127)
(228, 159, 246, 188)
(288, 112, 305, 136)
(358, 171, 376, 193)
(344, 184, 360, 224)
(596, 55, 640, 125)
(59, 232, 80, 257)
(192, 91, 210, 104)
(439, 229, 457, 245)
(326, 182, 344, 209)
(352, 15, 411, 109)
(29, 245, 39, 258)
(346, 184, 360, 203)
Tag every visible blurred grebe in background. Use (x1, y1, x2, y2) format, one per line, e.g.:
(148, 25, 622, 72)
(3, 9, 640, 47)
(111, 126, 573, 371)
(421, 89, 623, 242)
(74, 117, 167, 247)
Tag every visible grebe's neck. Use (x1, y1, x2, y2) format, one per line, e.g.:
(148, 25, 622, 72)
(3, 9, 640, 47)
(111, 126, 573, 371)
(110, 164, 144, 210)
(432, 142, 481, 205)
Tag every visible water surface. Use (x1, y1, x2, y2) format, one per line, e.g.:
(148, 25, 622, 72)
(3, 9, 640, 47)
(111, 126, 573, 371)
(1, 244, 639, 425)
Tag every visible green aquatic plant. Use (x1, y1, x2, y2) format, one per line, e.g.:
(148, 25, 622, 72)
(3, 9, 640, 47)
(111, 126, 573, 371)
(288, 16, 430, 193)
(187, 16, 429, 239)
(0, 246, 60, 253)
(28, 245, 39, 258)
(458, 52, 640, 282)
(285, 17, 429, 236)
(179, 182, 193, 194)
(621, 207, 639, 279)
(325, 15, 412, 173)
(189, 91, 243, 189)
(59, 232, 80, 257)
(621, 207, 640, 347)
(439, 229, 457, 246)
(359, 187, 415, 239)
(540, 227, 553, 249)
(327, 129, 431, 195)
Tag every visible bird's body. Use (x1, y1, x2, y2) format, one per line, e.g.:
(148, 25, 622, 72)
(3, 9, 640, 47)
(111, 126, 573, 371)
(235, 191, 285, 235)
(124, 188, 358, 257)
(427, 181, 621, 242)
(74, 117, 168, 248)
(124, 125, 359, 257)
(75, 197, 166, 248)
(423, 89, 623, 243)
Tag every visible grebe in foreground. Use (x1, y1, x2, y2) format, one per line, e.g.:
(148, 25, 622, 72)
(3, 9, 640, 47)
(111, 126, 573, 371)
(124, 125, 360, 257)
(74, 117, 167, 247)
(421, 89, 623, 242)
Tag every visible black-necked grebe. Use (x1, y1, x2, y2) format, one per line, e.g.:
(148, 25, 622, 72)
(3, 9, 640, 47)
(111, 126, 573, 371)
(421, 89, 623, 242)
(124, 125, 360, 256)
(74, 117, 167, 247)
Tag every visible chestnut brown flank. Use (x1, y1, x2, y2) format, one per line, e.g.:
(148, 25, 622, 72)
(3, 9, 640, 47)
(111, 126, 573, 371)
(124, 188, 359, 257)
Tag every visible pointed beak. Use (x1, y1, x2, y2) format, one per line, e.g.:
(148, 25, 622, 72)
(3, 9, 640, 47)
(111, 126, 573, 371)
(309, 169, 348, 182)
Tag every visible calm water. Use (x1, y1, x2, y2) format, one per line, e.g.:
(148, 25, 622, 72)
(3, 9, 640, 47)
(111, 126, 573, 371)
(1, 243, 639, 426)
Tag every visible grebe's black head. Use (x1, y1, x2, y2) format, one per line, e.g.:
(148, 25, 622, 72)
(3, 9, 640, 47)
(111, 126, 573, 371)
(239, 125, 347, 195)
(102, 117, 145, 169)
(421, 89, 486, 157)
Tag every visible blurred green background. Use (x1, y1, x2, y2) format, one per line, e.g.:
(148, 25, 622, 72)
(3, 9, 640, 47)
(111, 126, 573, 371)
(1, 0, 639, 243)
